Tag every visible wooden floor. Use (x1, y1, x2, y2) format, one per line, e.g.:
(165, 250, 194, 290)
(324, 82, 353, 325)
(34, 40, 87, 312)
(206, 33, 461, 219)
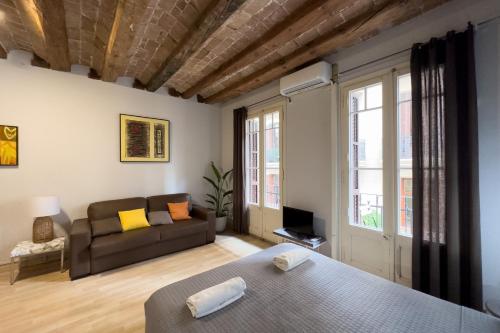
(0, 234, 271, 333)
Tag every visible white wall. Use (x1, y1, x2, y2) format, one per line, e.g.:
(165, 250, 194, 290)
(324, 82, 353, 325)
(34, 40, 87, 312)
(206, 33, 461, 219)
(476, 17, 500, 299)
(284, 86, 334, 257)
(0, 58, 221, 264)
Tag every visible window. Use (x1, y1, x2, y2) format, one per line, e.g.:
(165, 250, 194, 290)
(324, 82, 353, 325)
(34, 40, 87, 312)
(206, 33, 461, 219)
(349, 82, 384, 231)
(397, 74, 413, 236)
(245, 108, 282, 209)
(246, 117, 259, 205)
(264, 112, 280, 209)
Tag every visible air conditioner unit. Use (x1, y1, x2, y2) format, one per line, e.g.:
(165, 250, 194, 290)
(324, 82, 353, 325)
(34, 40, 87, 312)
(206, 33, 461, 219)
(280, 61, 332, 97)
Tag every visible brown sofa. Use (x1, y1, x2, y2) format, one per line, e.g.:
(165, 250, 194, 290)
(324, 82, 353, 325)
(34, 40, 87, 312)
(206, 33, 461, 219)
(70, 193, 215, 280)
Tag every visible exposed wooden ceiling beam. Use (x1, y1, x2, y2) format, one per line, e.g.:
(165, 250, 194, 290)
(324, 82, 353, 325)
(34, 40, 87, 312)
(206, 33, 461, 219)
(168, 87, 181, 97)
(182, 0, 343, 99)
(15, 0, 71, 71)
(35, 0, 71, 71)
(91, 0, 119, 76)
(0, 44, 6, 59)
(14, 0, 49, 63)
(31, 53, 49, 68)
(101, 0, 148, 82)
(133, 79, 146, 90)
(88, 68, 101, 80)
(204, 0, 448, 104)
(146, 0, 246, 92)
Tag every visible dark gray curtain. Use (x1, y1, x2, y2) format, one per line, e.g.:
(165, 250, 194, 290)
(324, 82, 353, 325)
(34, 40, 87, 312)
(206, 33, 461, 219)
(411, 24, 482, 310)
(233, 107, 248, 234)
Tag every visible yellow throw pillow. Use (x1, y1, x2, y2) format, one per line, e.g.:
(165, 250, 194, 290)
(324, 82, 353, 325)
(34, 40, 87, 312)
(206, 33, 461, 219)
(167, 201, 192, 221)
(118, 208, 150, 232)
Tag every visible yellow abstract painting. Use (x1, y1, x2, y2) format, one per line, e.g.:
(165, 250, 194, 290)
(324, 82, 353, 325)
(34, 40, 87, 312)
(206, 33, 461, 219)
(0, 125, 18, 166)
(120, 115, 170, 162)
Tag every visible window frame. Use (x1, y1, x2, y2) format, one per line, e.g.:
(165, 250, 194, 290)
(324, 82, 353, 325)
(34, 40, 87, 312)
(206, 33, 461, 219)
(263, 111, 281, 209)
(348, 80, 385, 232)
(245, 103, 284, 210)
(340, 64, 413, 240)
(395, 69, 413, 238)
(245, 116, 260, 206)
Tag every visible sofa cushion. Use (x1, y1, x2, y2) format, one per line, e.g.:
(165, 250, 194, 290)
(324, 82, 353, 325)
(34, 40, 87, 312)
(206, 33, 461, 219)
(148, 211, 173, 225)
(91, 217, 122, 237)
(118, 208, 150, 232)
(167, 201, 192, 221)
(91, 227, 160, 258)
(88, 197, 147, 222)
(148, 193, 192, 212)
(158, 218, 208, 241)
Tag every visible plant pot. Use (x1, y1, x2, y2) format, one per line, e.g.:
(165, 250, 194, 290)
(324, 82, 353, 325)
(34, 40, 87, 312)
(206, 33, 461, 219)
(215, 216, 227, 233)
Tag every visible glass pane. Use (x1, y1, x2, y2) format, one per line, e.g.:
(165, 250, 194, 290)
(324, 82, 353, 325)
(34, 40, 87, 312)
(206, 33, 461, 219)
(265, 193, 280, 210)
(398, 74, 413, 236)
(352, 109, 382, 168)
(399, 101, 412, 162)
(251, 152, 258, 168)
(351, 169, 383, 230)
(350, 88, 365, 112)
(273, 112, 280, 127)
(265, 128, 279, 164)
(399, 169, 412, 236)
(264, 112, 280, 209)
(246, 117, 259, 205)
(265, 113, 273, 129)
(366, 83, 382, 109)
(264, 166, 280, 208)
(248, 168, 259, 204)
(398, 74, 411, 102)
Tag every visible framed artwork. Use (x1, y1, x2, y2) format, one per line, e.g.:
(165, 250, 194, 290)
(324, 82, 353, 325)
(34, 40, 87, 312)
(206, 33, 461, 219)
(0, 125, 18, 166)
(120, 114, 170, 162)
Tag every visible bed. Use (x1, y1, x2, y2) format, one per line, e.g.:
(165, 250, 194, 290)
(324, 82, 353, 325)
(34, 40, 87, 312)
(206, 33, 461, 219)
(145, 243, 500, 332)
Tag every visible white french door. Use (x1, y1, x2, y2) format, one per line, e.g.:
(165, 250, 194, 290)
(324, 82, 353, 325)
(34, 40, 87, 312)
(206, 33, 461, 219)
(340, 67, 413, 285)
(246, 103, 283, 243)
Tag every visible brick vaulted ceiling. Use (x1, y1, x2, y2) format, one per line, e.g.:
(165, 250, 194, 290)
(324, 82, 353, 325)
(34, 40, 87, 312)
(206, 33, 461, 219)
(0, 0, 449, 104)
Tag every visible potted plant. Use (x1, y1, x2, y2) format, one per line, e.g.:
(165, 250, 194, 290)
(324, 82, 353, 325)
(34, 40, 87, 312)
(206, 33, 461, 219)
(203, 161, 233, 233)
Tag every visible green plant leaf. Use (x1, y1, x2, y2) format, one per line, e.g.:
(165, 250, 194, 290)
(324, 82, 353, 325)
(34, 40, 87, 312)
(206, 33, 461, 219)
(203, 176, 219, 191)
(207, 194, 218, 202)
(222, 169, 233, 181)
(210, 161, 221, 181)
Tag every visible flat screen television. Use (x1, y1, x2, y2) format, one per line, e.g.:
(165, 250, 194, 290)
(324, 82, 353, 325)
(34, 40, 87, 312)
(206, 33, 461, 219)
(283, 206, 314, 236)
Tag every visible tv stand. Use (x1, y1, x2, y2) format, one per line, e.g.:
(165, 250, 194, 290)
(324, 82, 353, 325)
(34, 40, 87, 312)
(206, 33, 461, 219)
(273, 228, 326, 252)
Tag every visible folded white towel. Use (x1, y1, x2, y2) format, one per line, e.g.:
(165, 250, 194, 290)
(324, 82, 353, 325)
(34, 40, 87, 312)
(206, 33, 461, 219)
(186, 277, 246, 318)
(273, 248, 311, 271)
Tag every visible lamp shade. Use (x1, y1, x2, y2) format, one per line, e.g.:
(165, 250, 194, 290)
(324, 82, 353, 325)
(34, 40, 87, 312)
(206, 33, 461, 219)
(31, 196, 60, 218)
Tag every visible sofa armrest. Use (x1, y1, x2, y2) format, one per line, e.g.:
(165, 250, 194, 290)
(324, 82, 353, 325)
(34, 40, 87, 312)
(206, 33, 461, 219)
(192, 204, 216, 243)
(70, 218, 92, 280)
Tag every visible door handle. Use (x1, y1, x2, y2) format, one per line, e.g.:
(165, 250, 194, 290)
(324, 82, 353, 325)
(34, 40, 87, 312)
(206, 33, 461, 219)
(382, 234, 392, 240)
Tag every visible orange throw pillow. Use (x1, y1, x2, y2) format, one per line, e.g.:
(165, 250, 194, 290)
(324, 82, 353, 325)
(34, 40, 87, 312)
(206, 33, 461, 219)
(167, 201, 192, 221)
